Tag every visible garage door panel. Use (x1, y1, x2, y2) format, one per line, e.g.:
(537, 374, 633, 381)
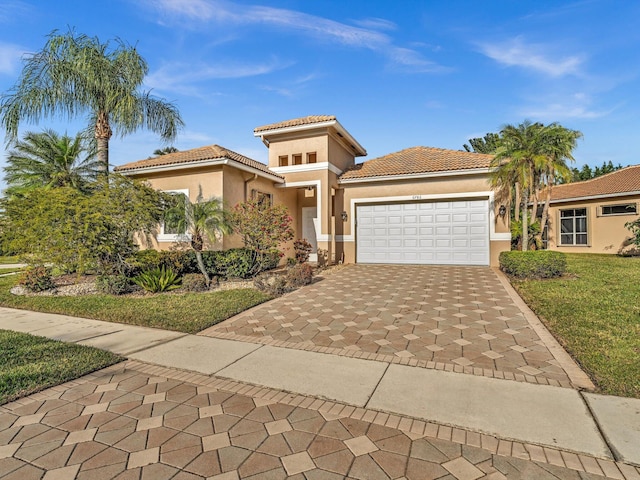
(357, 200, 489, 265)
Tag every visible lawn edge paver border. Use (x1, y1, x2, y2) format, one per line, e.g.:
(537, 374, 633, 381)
(492, 268, 596, 391)
(198, 329, 572, 389)
(4, 360, 636, 479)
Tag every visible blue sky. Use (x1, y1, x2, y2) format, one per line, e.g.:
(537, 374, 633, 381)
(0, 0, 639, 181)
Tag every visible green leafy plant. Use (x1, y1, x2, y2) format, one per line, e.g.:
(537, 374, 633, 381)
(499, 251, 567, 279)
(625, 218, 640, 247)
(133, 266, 182, 293)
(96, 274, 131, 295)
(18, 265, 55, 292)
(181, 273, 210, 292)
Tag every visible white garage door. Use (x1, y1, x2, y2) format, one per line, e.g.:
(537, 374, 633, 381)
(356, 200, 490, 265)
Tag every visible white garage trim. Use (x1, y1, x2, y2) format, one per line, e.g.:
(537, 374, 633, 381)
(339, 191, 509, 242)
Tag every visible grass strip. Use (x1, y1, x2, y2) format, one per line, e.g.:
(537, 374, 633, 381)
(0, 330, 122, 405)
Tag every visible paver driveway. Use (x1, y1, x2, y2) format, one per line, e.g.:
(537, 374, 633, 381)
(203, 265, 573, 387)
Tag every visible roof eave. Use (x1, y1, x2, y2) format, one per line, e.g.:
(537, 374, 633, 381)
(116, 157, 284, 182)
(338, 167, 491, 184)
(549, 190, 640, 204)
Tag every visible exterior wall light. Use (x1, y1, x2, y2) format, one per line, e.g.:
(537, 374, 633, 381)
(341, 211, 348, 222)
(499, 205, 507, 217)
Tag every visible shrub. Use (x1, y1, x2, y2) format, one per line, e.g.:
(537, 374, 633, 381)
(254, 273, 289, 296)
(182, 273, 210, 292)
(133, 266, 182, 293)
(286, 263, 314, 288)
(96, 274, 131, 295)
(293, 239, 313, 263)
(499, 251, 567, 279)
(18, 265, 55, 292)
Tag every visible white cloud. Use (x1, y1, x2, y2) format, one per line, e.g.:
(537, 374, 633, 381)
(0, 1, 31, 24)
(519, 93, 616, 120)
(0, 42, 25, 75)
(478, 36, 584, 77)
(140, 0, 443, 73)
(145, 58, 291, 96)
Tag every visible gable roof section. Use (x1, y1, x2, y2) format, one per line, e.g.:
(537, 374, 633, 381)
(339, 146, 493, 182)
(114, 144, 282, 180)
(549, 165, 640, 202)
(254, 115, 336, 133)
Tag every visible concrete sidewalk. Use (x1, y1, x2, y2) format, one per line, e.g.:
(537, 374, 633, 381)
(0, 306, 639, 470)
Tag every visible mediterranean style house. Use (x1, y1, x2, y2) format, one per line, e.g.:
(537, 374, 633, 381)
(115, 115, 513, 266)
(543, 165, 640, 254)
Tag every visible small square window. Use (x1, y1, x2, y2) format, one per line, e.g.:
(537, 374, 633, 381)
(307, 152, 317, 164)
(279, 155, 288, 167)
(252, 190, 273, 207)
(293, 154, 302, 165)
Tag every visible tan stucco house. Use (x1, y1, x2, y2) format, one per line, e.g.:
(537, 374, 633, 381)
(543, 165, 640, 254)
(115, 115, 512, 266)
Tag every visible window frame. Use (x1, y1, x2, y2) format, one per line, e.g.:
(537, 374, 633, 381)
(252, 189, 273, 207)
(278, 155, 288, 167)
(558, 207, 588, 246)
(292, 153, 303, 165)
(157, 189, 191, 242)
(599, 203, 638, 216)
(307, 152, 317, 164)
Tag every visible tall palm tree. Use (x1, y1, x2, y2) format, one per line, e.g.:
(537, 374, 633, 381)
(537, 123, 582, 243)
(3, 129, 99, 194)
(491, 121, 547, 251)
(0, 29, 184, 174)
(153, 146, 179, 156)
(165, 195, 232, 286)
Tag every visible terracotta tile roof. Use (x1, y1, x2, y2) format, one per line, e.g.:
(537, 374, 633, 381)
(114, 144, 280, 178)
(550, 165, 640, 201)
(254, 115, 337, 133)
(339, 146, 493, 180)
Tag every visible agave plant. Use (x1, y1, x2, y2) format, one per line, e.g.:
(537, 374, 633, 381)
(133, 266, 181, 293)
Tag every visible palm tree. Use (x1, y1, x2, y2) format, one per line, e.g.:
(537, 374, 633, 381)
(0, 29, 184, 174)
(153, 147, 179, 156)
(491, 121, 547, 251)
(165, 195, 232, 286)
(537, 123, 582, 243)
(3, 129, 99, 194)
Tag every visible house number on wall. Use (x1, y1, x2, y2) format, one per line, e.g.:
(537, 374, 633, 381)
(412, 195, 422, 200)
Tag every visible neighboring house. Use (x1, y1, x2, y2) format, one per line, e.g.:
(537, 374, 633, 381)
(115, 115, 512, 266)
(543, 165, 640, 253)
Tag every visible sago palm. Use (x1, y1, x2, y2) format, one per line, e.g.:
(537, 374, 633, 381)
(0, 29, 184, 173)
(164, 195, 232, 286)
(4, 129, 98, 194)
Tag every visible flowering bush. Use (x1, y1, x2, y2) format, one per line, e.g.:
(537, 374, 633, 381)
(293, 238, 313, 263)
(228, 198, 294, 275)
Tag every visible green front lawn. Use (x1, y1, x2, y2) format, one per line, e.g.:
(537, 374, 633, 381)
(0, 256, 21, 264)
(0, 276, 271, 334)
(0, 330, 122, 405)
(511, 254, 640, 398)
(0, 267, 24, 275)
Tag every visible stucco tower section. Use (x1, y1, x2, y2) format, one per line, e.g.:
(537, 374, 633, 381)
(254, 116, 367, 264)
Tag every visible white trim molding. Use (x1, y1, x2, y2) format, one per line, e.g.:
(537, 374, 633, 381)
(338, 167, 491, 184)
(271, 162, 342, 176)
(337, 191, 510, 243)
(118, 158, 284, 183)
(157, 189, 193, 243)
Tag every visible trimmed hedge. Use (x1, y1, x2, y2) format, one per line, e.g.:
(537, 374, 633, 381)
(499, 250, 567, 279)
(132, 248, 280, 279)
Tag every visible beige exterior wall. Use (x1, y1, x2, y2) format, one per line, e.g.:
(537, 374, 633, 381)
(328, 135, 357, 172)
(546, 195, 639, 254)
(339, 173, 510, 266)
(266, 132, 329, 167)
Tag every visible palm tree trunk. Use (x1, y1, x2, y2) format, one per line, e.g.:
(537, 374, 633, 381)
(538, 171, 554, 245)
(530, 185, 540, 226)
(194, 250, 211, 286)
(514, 182, 521, 220)
(522, 187, 529, 251)
(95, 111, 112, 175)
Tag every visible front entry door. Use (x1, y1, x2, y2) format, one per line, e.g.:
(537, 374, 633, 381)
(301, 207, 318, 262)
